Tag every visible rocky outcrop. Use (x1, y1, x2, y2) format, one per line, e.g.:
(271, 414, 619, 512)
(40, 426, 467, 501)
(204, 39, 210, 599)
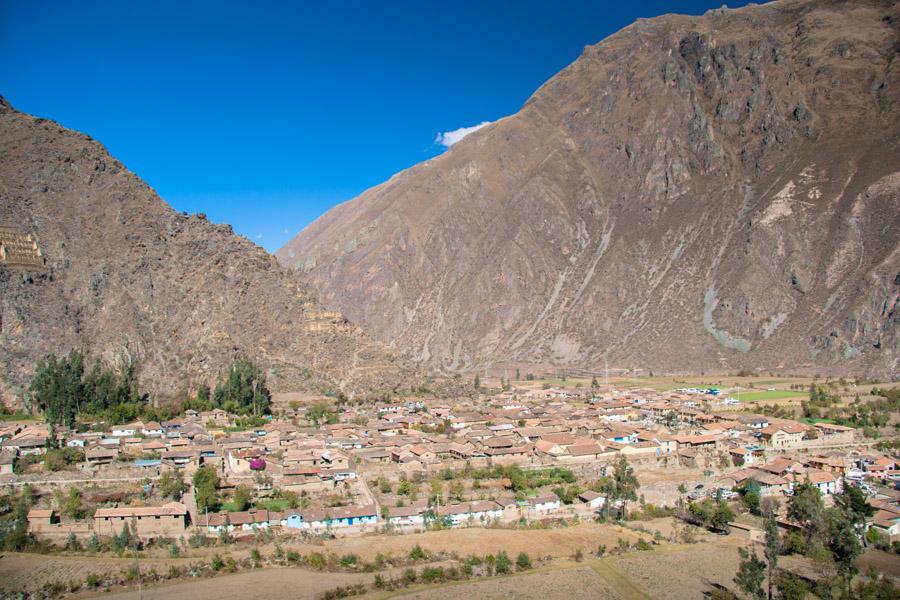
(0, 98, 417, 407)
(279, 0, 899, 378)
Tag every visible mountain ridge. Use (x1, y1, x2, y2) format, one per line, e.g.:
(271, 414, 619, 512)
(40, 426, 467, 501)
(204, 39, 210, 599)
(279, 0, 899, 378)
(0, 96, 417, 407)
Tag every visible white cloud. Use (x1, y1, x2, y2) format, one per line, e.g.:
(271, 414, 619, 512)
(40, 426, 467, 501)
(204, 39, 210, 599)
(282, 228, 290, 235)
(434, 120, 493, 148)
(256, 233, 264, 239)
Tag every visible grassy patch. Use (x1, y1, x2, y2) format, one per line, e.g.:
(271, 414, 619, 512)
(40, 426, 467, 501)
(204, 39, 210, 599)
(256, 498, 293, 511)
(736, 390, 807, 402)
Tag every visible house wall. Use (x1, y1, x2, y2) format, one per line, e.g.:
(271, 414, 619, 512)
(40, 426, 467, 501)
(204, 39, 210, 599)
(94, 514, 186, 538)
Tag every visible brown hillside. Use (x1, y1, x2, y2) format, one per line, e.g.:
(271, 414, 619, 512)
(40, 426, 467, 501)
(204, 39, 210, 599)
(0, 96, 416, 406)
(279, 0, 899, 378)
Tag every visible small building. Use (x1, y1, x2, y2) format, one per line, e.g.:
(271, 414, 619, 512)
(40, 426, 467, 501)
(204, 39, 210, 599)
(578, 490, 606, 510)
(528, 494, 561, 513)
(93, 502, 188, 539)
(0, 450, 15, 475)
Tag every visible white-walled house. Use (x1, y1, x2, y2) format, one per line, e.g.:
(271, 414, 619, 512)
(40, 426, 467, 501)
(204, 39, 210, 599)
(111, 422, 142, 437)
(578, 490, 606, 510)
(529, 494, 562, 513)
(387, 505, 426, 526)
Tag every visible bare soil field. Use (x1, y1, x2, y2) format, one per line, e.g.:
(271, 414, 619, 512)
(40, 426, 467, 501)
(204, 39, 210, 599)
(0, 523, 642, 594)
(633, 466, 707, 506)
(388, 566, 624, 600)
(611, 537, 745, 599)
(81, 568, 373, 600)
(0, 552, 187, 593)
(317, 522, 642, 562)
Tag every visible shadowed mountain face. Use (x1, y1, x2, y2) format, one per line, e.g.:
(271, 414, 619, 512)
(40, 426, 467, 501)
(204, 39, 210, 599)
(280, 0, 899, 378)
(0, 97, 416, 406)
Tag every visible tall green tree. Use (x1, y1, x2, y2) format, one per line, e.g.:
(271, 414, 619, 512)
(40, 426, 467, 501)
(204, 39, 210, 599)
(212, 358, 271, 416)
(611, 454, 640, 518)
(763, 515, 780, 600)
(30, 351, 144, 426)
(735, 547, 766, 599)
(193, 466, 219, 511)
(786, 481, 825, 552)
(826, 506, 863, 598)
(833, 481, 875, 542)
(159, 469, 187, 500)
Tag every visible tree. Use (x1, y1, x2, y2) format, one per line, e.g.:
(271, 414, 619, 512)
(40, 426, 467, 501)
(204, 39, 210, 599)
(447, 480, 465, 502)
(159, 469, 187, 500)
(306, 402, 332, 426)
(833, 481, 875, 542)
(473, 374, 480, 390)
(30, 351, 145, 426)
(734, 547, 766, 599)
(594, 476, 617, 520)
(232, 485, 254, 511)
(61, 487, 87, 520)
(786, 481, 825, 552)
(763, 515, 780, 600)
(709, 502, 736, 532)
(611, 455, 640, 517)
(677, 482, 687, 511)
(212, 358, 271, 416)
(193, 466, 219, 511)
(774, 572, 809, 600)
(516, 552, 531, 570)
(826, 506, 863, 598)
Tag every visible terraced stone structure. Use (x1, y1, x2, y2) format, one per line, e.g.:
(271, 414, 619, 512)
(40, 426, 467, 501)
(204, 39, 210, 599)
(0, 223, 45, 269)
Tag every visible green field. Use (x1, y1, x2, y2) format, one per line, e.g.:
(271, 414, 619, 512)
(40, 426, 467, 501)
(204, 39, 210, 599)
(734, 390, 808, 402)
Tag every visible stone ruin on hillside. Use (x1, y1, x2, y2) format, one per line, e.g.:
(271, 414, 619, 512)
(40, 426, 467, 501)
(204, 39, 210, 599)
(0, 221, 45, 269)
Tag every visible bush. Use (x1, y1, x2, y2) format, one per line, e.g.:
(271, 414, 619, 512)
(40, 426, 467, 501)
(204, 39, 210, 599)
(573, 549, 584, 562)
(495, 551, 512, 574)
(421, 566, 445, 582)
(516, 552, 531, 569)
(286, 550, 302, 564)
(340, 553, 358, 568)
(308, 551, 326, 569)
(403, 568, 417, 584)
(597, 544, 607, 557)
(409, 543, 427, 561)
(211, 554, 224, 571)
(782, 531, 805, 555)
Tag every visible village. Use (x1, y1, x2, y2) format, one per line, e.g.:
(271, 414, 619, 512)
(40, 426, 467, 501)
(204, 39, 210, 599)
(3, 375, 899, 554)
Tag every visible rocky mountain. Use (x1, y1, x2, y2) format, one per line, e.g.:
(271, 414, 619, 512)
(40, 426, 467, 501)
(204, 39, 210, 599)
(279, 0, 899, 378)
(0, 96, 415, 407)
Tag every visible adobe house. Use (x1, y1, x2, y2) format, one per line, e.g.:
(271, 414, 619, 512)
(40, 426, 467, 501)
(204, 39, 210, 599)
(93, 502, 188, 539)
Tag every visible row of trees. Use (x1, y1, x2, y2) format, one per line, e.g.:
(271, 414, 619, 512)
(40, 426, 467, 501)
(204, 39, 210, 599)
(183, 358, 271, 416)
(29, 352, 271, 425)
(29, 351, 144, 427)
(593, 455, 641, 519)
(734, 481, 877, 599)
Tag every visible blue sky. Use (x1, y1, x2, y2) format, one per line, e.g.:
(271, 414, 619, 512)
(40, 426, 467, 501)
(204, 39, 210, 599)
(1, 0, 750, 252)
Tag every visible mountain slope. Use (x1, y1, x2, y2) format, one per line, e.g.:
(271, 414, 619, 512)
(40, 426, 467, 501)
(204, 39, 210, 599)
(279, 0, 899, 377)
(0, 97, 415, 406)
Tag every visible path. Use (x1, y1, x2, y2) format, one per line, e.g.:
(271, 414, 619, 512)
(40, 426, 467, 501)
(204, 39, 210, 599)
(590, 559, 653, 600)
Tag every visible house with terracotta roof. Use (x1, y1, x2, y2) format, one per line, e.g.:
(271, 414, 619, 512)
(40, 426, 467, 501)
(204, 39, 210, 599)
(790, 470, 842, 496)
(758, 423, 807, 449)
(93, 502, 188, 538)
